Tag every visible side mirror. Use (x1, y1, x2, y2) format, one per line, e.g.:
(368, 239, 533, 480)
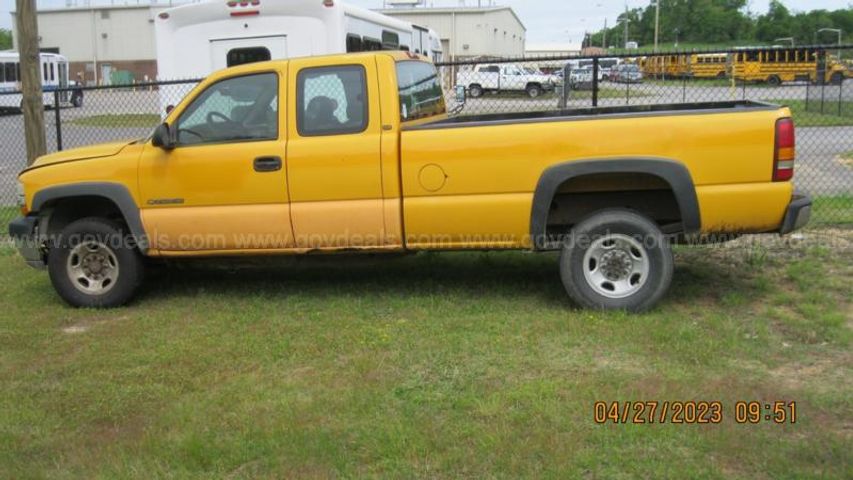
(152, 123, 175, 150)
(455, 85, 467, 105)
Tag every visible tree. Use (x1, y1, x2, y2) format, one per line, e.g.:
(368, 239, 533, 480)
(0, 29, 12, 50)
(589, 0, 852, 49)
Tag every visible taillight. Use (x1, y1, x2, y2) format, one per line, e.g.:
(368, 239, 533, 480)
(773, 117, 795, 182)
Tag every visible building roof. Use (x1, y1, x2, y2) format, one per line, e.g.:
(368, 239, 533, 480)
(378, 6, 526, 31)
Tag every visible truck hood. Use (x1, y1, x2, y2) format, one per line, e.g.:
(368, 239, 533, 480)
(26, 140, 137, 171)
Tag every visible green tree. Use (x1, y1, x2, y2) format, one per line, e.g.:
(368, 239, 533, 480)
(589, 0, 853, 50)
(0, 29, 12, 50)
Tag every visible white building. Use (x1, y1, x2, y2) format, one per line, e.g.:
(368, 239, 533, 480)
(378, 6, 526, 60)
(9, 4, 172, 85)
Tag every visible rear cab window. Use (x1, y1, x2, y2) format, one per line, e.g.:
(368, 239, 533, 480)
(396, 60, 446, 123)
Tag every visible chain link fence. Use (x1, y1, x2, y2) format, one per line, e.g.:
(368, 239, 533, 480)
(1, 46, 851, 238)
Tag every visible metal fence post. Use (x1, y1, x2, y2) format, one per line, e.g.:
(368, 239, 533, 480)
(53, 89, 62, 151)
(805, 78, 811, 112)
(592, 58, 599, 107)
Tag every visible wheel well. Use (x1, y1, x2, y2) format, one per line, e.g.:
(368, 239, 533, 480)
(544, 172, 683, 240)
(526, 82, 542, 89)
(41, 196, 127, 237)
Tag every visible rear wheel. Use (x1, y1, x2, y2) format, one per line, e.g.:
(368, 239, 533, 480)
(767, 75, 782, 86)
(468, 84, 483, 98)
(559, 209, 673, 312)
(71, 91, 84, 108)
(48, 217, 144, 308)
(526, 84, 542, 98)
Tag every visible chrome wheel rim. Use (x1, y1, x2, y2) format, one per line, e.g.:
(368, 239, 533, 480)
(582, 234, 649, 299)
(66, 240, 120, 295)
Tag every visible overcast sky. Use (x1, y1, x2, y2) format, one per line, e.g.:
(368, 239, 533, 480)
(2, 0, 848, 46)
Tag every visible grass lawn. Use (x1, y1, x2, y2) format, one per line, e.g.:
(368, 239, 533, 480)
(769, 99, 853, 127)
(813, 195, 853, 225)
(569, 86, 650, 100)
(70, 114, 161, 129)
(0, 230, 851, 478)
(0, 206, 16, 236)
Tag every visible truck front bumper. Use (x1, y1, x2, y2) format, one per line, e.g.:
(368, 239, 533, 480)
(8, 216, 46, 269)
(778, 192, 812, 235)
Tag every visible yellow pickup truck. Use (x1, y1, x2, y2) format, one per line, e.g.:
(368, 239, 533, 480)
(10, 52, 810, 312)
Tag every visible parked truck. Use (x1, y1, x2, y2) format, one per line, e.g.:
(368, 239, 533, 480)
(462, 63, 558, 98)
(10, 51, 810, 312)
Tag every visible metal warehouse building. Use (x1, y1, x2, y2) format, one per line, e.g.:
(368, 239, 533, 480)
(9, 4, 168, 86)
(379, 6, 526, 60)
(9, 3, 527, 84)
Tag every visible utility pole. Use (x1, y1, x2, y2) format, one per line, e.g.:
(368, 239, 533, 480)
(15, 0, 46, 166)
(654, 0, 660, 52)
(603, 18, 607, 49)
(623, 4, 629, 49)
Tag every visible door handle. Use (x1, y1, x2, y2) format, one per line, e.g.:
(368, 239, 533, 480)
(253, 156, 282, 172)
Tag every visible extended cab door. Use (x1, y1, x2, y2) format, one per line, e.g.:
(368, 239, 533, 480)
(138, 70, 294, 252)
(285, 56, 390, 249)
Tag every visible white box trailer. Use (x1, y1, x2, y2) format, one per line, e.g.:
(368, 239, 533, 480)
(154, 0, 442, 113)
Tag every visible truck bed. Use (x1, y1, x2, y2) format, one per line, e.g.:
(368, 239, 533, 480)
(407, 100, 780, 130)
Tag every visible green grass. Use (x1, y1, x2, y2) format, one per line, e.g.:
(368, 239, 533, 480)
(768, 99, 853, 127)
(70, 114, 161, 129)
(0, 232, 851, 478)
(812, 195, 853, 225)
(568, 86, 651, 100)
(0, 206, 17, 236)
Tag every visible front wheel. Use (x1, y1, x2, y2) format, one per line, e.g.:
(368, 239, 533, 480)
(468, 84, 483, 98)
(526, 84, 542, 98)
(559, 209, 673, 312)
(830, 72, 844, 86)
(48, 217, 144, 308)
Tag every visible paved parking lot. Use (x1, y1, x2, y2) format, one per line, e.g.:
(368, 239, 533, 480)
(0, 82, 850, 206)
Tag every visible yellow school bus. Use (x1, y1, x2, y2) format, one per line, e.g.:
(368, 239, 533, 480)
(690, 53, 728, 79)
(638, 54, 691, 79)
(731, 48, 847, 85)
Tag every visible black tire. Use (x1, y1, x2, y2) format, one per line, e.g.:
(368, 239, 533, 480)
(526, 84, 542, 98)
(767, 75, 782, 86)
(559, 209, 673, 313)
(71, 91, 84, 108)
(468, 84, 483, 98)
(830, 72, 844, 86)
(48, 217, 144, 308)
